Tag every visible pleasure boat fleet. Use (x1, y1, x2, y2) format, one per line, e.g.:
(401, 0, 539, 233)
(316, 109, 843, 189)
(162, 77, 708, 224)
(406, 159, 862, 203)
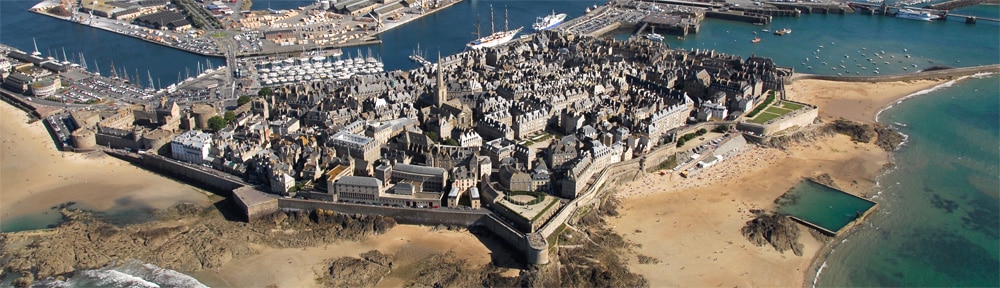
(255, 52, 384, 85)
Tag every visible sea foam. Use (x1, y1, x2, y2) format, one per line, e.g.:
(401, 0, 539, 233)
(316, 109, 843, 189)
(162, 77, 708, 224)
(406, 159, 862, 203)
(34, 260, 207, 288)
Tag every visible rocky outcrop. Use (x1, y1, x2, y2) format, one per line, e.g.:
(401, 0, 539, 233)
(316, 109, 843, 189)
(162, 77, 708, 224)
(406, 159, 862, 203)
(811, 173, 837, 188)
(873, 124, 905, 151)
(1, 204, 396, 281)
(323, 250, 393, 288)
(765, 119, 904, 152)
(740, 212, 804, 256)
(559, 196, 648, 288)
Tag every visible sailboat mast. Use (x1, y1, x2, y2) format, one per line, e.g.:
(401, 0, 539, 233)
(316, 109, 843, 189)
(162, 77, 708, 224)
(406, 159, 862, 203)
(148, 70, 155, 90)
(504, 6, 509, 31)
(475, 16, 481, 38)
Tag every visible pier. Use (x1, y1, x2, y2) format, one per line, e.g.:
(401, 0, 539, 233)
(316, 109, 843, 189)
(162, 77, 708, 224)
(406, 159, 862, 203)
(28, 0, 464, 59)
(926, 0, 1000, 10)
(848, 0, 1000, 24)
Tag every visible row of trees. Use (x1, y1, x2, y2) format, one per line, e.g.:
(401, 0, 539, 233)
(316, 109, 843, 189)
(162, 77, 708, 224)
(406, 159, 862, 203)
(676, 128, 708, 147)
(173, 0, 223, 29)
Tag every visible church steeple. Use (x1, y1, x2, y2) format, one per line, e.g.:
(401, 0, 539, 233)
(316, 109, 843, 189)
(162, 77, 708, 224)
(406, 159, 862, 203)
(435, 51, 447, 107)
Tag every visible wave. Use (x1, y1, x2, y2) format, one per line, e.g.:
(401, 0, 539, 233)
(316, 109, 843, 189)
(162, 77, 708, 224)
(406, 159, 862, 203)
(812, 260, 828, 288)
(874, 72, 997, 122)
(34, 260, 207, 288)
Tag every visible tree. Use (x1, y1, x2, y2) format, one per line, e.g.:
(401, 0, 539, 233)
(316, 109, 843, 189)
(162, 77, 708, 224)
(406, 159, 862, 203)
(224, 111, 236, 124)
(713, 124, 729, 133)
(237, 95, 251, 106)
(207, 115, 227, 130)
(443, 138, 459, 146)
(258, 87, 273, 97)
(424, 131, 440, 142)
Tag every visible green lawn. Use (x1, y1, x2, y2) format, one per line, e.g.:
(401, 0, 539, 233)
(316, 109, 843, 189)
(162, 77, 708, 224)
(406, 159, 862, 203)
(764, 106, 793, 115)
(749, 112, 782, 124)
(781, 101, 805, 110)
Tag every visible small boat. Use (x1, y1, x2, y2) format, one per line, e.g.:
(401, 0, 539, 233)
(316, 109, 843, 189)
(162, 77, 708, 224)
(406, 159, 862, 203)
(751, 37, 761, 43)
(774, 28, 792, 36)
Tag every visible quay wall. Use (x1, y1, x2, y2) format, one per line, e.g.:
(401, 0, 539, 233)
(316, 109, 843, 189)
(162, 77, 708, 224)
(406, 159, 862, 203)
(278, 198, 489, 227)
(791, 64, 1000, 83)
(927, 0, 999, 10)
(278, 198, 548, 264)
(705, 11, 772, 24)
(0, 89, 53, 119)
(29, 10, 224, 58)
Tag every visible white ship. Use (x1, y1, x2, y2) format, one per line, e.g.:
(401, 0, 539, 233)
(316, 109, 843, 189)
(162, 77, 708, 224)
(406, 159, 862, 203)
(532, 11, 566, 31)
(468, 6, 523, 50)
(896, 9, 941, 21)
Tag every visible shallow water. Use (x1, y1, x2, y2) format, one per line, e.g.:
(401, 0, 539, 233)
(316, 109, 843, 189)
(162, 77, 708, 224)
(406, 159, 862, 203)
(814, 74, 999, 287)
(776, 180, 876, 232)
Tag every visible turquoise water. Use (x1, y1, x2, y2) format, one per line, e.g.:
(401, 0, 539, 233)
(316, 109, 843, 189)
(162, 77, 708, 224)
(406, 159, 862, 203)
(776, 180, 877, 233)
(0, 210, 65, 232)
(620, 13, 999, 76)
(0, 200, 159, 232)
(950, 4, 1000, 19)
(814, 75, 1000, 287)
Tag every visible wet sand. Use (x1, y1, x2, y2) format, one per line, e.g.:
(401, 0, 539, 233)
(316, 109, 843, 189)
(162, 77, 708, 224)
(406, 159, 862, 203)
(195, 225, 498, 288)
(0, 103, 213, 230)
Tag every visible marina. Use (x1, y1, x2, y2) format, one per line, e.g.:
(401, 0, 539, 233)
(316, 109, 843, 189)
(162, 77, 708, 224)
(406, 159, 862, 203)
(249, 49, 385, 86)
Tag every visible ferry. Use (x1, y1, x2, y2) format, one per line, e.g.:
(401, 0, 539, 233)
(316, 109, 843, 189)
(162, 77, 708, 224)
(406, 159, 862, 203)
(895, 9, 940, 21)
(644, 26, 665, 41)
(645, 33, 665, 41)
(774, 28, 792, 36)
(468, 6, 523, 49)
(532, 11, 567, 31)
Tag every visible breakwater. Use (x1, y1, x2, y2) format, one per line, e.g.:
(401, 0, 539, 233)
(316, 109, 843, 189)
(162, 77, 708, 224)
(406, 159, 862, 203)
(791, 64, 1000, 82)
(927, 0, 1000, 10)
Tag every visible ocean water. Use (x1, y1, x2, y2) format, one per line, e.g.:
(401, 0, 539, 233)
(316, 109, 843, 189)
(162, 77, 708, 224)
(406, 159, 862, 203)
(814, 74, 1000, 287)
(33, 259, 208, 288)
(950, 4, 1000, 19)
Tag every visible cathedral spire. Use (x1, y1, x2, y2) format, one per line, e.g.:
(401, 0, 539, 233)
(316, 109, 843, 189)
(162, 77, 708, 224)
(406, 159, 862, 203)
(435, 51, 446, 107)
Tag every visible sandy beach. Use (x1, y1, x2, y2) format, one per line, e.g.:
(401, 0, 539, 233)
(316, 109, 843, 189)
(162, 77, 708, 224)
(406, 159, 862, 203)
(193, 225, 501, 288)
(0, 103, 213, 229)
(608, 78, 938, 287)
(785, 79, 949, 122)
